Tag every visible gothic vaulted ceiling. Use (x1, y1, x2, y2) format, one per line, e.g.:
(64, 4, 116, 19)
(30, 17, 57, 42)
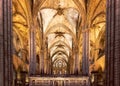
(12, 0, 106, 73)
(36, 0, 85, 68)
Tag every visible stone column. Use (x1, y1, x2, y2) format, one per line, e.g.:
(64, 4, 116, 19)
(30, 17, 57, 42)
(44, 37, 48, 74)
(40, 47, 44, 74)
(106, 0, 120, 86)
(72, 40, 79, 74)
(29, 25, 36, 75)
(40, 32, 44, 74)
(82, 29, 89, 75)
(0, 1, 4, 86)
(0, 0, 13, 86)
(72, 43, 75, 74)
(74, 45, 79, 74)
(68, 54, 71, 74)
(48, 53, 51, 74)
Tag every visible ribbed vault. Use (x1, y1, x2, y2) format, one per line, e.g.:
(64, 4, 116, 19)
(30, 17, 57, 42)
(12, 0, 106, 79)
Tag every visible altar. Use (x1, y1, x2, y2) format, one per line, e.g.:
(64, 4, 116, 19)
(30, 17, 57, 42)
(29, 76, 90, 86)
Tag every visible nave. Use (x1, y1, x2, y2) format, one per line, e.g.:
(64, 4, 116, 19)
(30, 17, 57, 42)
(1, 0, 120, 86)
(12, 0, 106, 86)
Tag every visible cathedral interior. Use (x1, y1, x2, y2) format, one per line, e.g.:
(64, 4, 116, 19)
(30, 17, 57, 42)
(12, 0, 106, 86)
(0, 0, 120, 86)
(2, 0, 120, 86)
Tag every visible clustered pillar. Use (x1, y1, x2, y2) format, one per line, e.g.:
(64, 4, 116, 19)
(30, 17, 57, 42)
(82, 29, 89, 75)
(0, 0, 13, 86)
(106, 0, 120, 86)
(29, 25, 36, 75)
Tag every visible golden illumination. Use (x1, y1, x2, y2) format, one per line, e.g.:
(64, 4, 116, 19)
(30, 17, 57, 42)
(12, 0, 106, 81)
